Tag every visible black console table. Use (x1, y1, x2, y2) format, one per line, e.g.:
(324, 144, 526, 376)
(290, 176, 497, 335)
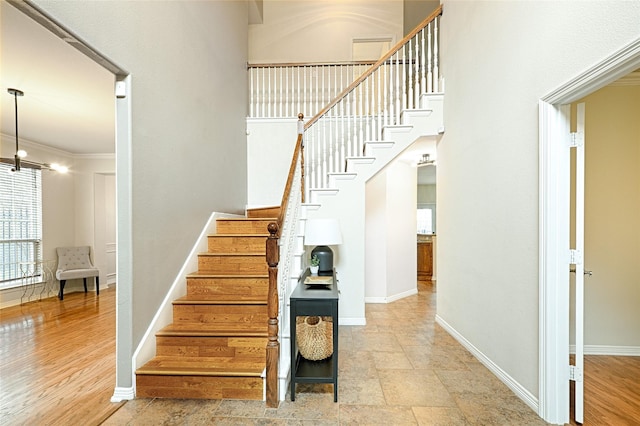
(290, 268, 339, 402)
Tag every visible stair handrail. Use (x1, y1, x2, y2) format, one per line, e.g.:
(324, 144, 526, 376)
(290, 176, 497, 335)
(304, 5, 443, 131)
(302, 6, 442, 197)
(265, 114, 305, 407)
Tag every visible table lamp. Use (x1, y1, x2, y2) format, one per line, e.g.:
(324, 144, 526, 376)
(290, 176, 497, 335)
(304, 218, 343, 275)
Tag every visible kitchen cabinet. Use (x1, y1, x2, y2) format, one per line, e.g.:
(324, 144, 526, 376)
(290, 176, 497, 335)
(417, 240, 433, 279)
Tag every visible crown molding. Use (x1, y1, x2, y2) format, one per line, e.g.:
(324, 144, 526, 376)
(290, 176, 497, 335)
(610, 69, 640, 86)
(1, 132, 114, 160)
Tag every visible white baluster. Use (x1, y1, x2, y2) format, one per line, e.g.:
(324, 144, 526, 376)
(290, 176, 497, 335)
(434, 18, 439, 92)
(427, 22, 433, 93)
(357, 83, 363, 156)
(395, 53, 400, 125)
(249, 67, 254, 118)
(346, 86, 352, 161)
(383, 60, 388, 130)
(268, 67, 273, 118)
(337, 65, 342, 103)
(364, 77, 370, 145)
(408, 39, 413, 110)
(351, 88, 356, 158)
(402, 46, 407, 114)
(340, 73, 346, 171)
(322, 119, 328, 188)
(260, 67, 265, 117)
(279, 67, 283, 118)
(329, 107, 335, 176)
(420, 28, 426, 96)
(414, 35, 420, 107)
(298, 67, 304, 114)
(315, 68, 319, 117)
(313, 128, 319, 190)
(321, 65, 325, 117)
(377, 67, 382, 140)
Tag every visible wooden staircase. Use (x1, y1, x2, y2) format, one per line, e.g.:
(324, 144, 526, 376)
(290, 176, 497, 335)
(135, 211, 277, 400)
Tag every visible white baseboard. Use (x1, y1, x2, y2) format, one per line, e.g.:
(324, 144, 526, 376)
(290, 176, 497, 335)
(339, 317, 366, 326)
(435, 315, 539, 414)
(570, 345, 640, 356)
(365, 287, 418, 304)
(111, 386, 135, 402)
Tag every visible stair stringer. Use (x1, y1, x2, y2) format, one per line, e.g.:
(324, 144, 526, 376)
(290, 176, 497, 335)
(277, 215, 306, 402)
(274, 203, 312, 402)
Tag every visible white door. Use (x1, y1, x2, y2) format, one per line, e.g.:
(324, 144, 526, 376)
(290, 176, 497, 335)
(570, 102, 586, 424)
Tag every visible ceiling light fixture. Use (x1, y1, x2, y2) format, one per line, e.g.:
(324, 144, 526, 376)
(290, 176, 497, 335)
(417, 153, 436, 167)
(3, 88, 68, 174)
(8, 88, 25, 172)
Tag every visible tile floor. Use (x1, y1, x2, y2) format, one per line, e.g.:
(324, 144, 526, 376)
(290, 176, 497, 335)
(103, 281, 548, 425)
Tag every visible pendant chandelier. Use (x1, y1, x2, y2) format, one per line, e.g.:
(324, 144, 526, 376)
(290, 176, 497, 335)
(3, 88, 68, 173)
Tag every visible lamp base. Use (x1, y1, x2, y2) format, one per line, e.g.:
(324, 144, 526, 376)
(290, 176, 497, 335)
(311, 245, 333, 275)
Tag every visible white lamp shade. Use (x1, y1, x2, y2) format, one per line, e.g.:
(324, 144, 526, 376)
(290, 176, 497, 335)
(304, 218, 343, 246)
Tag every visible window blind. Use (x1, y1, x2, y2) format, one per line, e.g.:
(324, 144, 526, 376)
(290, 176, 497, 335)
(0, 163, 43, 283)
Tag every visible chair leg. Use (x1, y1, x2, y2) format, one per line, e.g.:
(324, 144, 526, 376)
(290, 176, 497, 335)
(83, 278, 88, 293)
(59, 280, 66, 300)
(96, 276, 100, 296)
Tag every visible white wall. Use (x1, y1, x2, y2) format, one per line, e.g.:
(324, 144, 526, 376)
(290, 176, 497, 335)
(249, 0, 403, 63)
(365, 161, 418, 302)
(569, 85, 640, 353)
(438, 0, 640, 402)
(365, 167, 388, 299)
(246, 118, 299, 207)
(31, 0, 250, 391)
(417, 184, 436, 204)
(404, 0, 440, 35)
(94, 172, 117, 287)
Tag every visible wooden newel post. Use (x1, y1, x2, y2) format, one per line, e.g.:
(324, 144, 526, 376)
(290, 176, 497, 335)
(265, 222, 280, 408)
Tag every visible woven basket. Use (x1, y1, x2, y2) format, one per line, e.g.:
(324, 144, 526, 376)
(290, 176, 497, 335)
(296, 316, 333, 361)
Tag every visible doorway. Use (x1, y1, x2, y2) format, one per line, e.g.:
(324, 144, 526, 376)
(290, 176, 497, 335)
(5, 1, 134, 402)
(538, 37, 640, 425)
(567, 79, 640, 424)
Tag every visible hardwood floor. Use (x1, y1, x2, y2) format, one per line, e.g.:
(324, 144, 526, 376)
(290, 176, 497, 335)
(1, 283, 638, 425)
(0, 288, 122, 425)
(570, 354, 640, 425)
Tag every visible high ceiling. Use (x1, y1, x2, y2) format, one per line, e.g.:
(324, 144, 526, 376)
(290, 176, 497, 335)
(0, 1, 115, 156)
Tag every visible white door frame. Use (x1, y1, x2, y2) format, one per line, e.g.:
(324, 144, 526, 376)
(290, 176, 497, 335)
(538, 37, 640, 424)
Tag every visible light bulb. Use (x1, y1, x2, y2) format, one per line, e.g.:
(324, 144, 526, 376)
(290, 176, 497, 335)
(51, 163, 69, 173)
(17, 150, 27, 158)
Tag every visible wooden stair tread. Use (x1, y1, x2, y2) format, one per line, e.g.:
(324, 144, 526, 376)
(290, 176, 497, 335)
(208, 233, 268, 237)
(173, 296, 266, 305)
(198, 252, 264, 257)
(138, 213, 274, 400)
(136, 356, 264, 377)
(217, 217, 276, 221)
(186, 272, 268, 278)
(159, 324, 268, 337)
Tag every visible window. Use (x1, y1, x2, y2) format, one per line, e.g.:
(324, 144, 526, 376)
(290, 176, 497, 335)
(0, 163, 43, 285)
(417, 203, 436, 235)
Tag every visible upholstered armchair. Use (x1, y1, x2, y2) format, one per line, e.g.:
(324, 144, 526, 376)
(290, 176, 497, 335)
(55, 246, 100, 300)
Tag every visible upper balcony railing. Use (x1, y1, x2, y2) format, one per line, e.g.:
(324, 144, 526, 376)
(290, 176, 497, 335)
(248, 61, 376, 119)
